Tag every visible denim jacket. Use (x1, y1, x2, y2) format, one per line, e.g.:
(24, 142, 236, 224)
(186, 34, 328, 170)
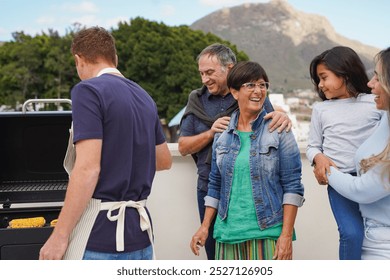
(204, 109, 305, 230)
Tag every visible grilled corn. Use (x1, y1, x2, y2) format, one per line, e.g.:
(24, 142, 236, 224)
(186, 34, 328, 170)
(50, 219, 58, 227)
(8, 217, 46, 228)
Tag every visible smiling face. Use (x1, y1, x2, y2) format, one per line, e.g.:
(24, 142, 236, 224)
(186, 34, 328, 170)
(231, 79, 267, 115)
(368, 61, 390, 111)
(316, 63, 350, 99)
(198, 54, 231, 96)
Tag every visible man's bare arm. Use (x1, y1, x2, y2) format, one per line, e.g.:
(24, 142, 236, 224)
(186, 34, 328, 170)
(178, 116, 230, 156)
(156, 142, 172, 171)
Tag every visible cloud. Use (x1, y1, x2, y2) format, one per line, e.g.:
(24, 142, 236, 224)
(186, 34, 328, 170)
(0, 27, 6, 37)
(60, 1, 99, 13)
(105, 16, 130, 28)
(29, 1, 101, 32)
(199, 0, 269, 7)
(161, 4, 176, 17)
(71, 14, 98, 26)
(36, 16, 56, 25)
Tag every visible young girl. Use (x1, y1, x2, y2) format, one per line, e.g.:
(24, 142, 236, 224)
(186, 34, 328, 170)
(306, 46, 383, 260)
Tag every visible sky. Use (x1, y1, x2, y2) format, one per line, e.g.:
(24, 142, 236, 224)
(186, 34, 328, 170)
(0, 0, 388, 49)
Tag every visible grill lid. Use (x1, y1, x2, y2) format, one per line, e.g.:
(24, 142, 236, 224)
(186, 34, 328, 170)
(0, 99, 72, 206)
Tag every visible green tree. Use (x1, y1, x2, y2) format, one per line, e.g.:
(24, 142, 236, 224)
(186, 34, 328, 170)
(43, 29, 77, 105)
(0, 30, 78, 109)
(112, 17, 248, 121)
(0, 32, 43, 106)
(0, 18, 248, 119)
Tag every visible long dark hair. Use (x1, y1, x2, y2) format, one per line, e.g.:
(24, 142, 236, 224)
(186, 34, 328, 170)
(309, 46, 370, 100)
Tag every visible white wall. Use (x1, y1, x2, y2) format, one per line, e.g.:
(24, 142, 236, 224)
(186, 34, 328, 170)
(148, 143, 339, 260)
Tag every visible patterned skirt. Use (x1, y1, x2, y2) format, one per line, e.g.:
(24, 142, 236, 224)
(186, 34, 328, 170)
(215, 239, 276, 260)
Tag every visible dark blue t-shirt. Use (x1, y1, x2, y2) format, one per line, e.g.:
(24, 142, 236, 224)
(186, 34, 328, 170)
(71, 74, 165, 253)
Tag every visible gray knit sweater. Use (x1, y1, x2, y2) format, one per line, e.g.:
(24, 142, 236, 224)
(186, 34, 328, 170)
(306, 93, 383, 172)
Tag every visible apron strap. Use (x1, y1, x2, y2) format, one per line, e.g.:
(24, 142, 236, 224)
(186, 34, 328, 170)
(101, 199, 155, 259)
(63, 122, 75, 176)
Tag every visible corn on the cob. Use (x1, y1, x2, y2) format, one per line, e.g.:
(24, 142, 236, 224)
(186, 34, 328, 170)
(50, 219, 58, 227)
(8, 217, 46, 228)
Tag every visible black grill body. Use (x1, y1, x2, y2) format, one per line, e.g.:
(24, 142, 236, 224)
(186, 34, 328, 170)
(0, 109, 72, 259)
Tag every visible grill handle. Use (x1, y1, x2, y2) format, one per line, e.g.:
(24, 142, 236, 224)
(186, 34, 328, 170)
(22, 99, 72, 114)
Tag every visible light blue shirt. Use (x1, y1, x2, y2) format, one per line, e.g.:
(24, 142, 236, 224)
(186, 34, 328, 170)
(328, 113, 390, 225)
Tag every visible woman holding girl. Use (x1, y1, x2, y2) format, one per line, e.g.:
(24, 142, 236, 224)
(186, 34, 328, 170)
(327, 47, 390, 259)
(307, 46, 383, 259)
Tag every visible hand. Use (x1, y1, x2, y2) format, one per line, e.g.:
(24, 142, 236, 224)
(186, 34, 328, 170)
(190, 226, 209, 256)
(273, 235, 293, 260)
(211, 116, 230, 134)
(313, 154, 337, 185)
(39, 232, 69, 260)
(264, 111, 292, 133)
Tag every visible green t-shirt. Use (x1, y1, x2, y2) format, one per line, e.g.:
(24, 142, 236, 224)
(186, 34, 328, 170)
(214, 131, 283, 244)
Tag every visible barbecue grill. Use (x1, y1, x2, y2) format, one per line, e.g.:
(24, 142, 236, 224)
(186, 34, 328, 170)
(0, 99, 72, 260)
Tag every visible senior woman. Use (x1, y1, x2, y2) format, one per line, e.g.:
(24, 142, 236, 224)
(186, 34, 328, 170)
(190, 61, 305, 260)
(327, 47, 390, 260)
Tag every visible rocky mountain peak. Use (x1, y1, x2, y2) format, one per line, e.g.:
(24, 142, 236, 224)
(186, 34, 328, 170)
(191, 0, 379, 91)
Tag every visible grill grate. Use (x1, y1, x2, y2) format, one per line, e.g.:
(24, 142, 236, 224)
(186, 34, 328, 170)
(0, 180, 67, 192)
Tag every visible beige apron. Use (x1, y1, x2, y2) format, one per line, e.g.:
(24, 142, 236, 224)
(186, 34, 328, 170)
(63, 122, 75, 175)
(62, 124, 155, 260)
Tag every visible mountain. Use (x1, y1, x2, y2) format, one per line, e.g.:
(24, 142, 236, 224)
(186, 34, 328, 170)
(190, 0, 380, 92)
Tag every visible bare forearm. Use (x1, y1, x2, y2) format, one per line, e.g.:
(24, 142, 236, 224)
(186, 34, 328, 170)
(53, 167, 99, 239)
(273, 204, 297, 260)
(39, 139, 101, 260)
(52, 139, 101, 239)
(201, 206, 217, 229)
(178, 130, 214, 156)
(280, 204, 298, 238)
(190, 206, 217, 256)
(156, 142, 172, 171)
